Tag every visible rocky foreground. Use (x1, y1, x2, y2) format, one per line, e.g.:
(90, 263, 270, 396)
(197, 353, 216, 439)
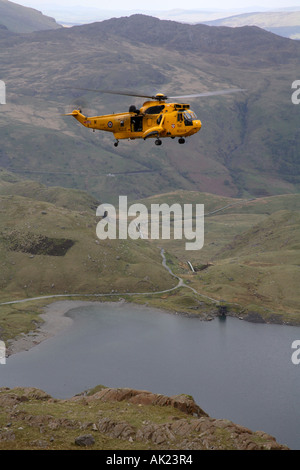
(0, 386, 288, 450)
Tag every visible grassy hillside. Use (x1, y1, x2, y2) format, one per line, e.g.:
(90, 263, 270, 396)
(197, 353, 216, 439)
(0, 192, 175, 302)
(0, 177, 188, 341)
(138, 191, 300, 324)
(0, 0, 62, 33)
(0, 174, 299, 341)
(0, 171, 182, 341)
(0, 168, 99, 211)
(0, 15, 299, 201)
(0, 386, 288, 450)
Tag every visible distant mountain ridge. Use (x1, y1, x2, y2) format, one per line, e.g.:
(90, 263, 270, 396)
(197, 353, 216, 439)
(77, 14, 299, 62)
(0, 0, 62, 33)
(203, 11, 300, 39)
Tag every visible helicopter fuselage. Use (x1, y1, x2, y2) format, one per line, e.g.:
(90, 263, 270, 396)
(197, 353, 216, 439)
(67, 99, 202, 144)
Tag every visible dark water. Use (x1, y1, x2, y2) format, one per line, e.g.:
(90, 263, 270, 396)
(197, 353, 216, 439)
(1, 302, 299, 449)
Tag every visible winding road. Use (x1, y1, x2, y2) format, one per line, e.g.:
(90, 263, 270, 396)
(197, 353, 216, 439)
(0, 198, 256, 308)
(0, 248, 219, 307)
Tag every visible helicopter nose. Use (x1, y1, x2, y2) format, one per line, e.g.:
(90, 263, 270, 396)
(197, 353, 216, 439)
(194, 119, 202, 131)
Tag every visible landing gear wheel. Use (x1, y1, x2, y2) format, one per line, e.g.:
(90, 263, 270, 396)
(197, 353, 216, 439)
(178, 137, 185, 144)
(114, 141, 119, 147)
(155, 139, 162, 146)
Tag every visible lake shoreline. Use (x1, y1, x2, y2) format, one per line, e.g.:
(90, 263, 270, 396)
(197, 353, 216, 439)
(6, 298, 299, 357)
(6, 300, 111, 357)
(5, 298, 220, 357)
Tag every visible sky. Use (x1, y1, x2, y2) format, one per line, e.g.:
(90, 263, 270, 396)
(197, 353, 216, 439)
(13, 0, 300, 11)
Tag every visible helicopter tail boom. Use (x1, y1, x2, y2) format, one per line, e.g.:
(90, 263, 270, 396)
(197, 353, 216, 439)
(63, 110, 80, 116)
(63, 109, 93, 128)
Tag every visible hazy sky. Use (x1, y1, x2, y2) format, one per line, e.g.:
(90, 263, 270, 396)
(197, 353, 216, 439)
(14, 0, 298, 11)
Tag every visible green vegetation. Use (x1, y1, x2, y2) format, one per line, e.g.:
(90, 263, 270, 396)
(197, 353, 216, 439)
(0, 387, 189, 450)
(0, 178, 299, 347)
(0, 172, 180, 342)
(0, 193, 175, 298)
(0, 386, 287, 450)
(0, 170, 299, 349)
(141, 191, 300, 324)
(0, 301, 44, 343)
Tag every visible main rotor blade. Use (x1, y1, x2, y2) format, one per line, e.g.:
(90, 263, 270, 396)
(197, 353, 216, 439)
(65, 87, 155, 99)
(169, 88, 246, 99)
(64, 86, 245, 101)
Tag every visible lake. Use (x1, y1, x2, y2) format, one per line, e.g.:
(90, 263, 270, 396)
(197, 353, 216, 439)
(0, 302, 299, 449)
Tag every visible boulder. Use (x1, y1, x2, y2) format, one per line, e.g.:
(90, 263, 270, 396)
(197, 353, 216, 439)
(74, 434, 95, 447)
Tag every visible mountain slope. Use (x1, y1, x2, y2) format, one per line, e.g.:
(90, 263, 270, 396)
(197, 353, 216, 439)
(0, 0, 62, 33)
(217, 209, 300, 258)
(0, 169, 99, 211)
(136, 191, 300, 323)
(0, 14, 299, 200)
(0, 170, 177, 308)
(76, 14, 299, 63)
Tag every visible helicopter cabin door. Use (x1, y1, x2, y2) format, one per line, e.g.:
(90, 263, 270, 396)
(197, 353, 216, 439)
(131, 115, 143, 133)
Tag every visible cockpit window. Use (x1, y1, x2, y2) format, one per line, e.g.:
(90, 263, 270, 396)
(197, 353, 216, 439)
(178, 111, 197, 125)
(184, 111, 197, 121)
(183, 111, 194, 126)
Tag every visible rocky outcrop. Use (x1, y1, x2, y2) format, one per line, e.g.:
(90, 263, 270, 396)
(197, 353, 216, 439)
(0, 386, 289, 450)
(72, 387, 208, 418)
(2, 230, 74, 256)
(94, 415, 285, 450)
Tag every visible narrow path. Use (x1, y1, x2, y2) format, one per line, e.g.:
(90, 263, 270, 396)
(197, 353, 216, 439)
(204, 198, 256, 217)
(160, 248, 219, 303)
(0, 249, 219, 307)
(1, 198, 257, 308)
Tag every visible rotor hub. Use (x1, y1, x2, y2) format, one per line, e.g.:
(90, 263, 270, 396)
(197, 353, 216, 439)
(154, 93, 168, 101)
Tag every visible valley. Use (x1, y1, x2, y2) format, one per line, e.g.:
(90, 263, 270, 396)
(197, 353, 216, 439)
(1, 169, 299, 348)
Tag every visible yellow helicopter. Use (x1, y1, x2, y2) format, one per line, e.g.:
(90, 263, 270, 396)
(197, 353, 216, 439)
(64, 88, 244, 147)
